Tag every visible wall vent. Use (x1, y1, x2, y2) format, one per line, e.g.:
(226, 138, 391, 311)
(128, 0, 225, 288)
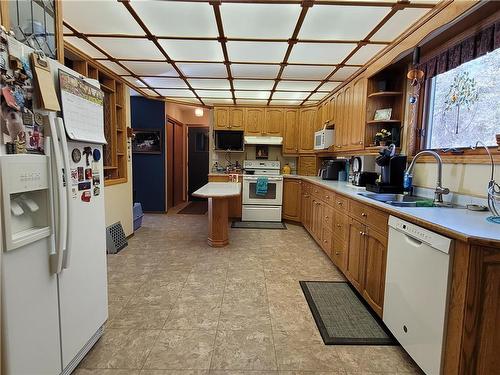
(106, 221, 128, 254)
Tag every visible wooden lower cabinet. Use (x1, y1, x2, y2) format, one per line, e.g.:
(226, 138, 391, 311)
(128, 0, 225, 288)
(346, 218, 366, 292)
(301, 189, 312, 231)
(321, 226, 333, 258)
(299, 181, 500, 372)
(283, 178, 302, 221)
(332, 236, 347, 272)
(207, 175, 241, 218)
(362, 227, 387, 316)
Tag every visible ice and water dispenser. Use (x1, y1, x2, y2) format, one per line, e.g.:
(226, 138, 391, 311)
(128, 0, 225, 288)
(1, 154, 52, 251)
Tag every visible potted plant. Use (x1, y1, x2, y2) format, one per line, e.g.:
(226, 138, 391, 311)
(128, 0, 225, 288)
(374, 129, 391, 146)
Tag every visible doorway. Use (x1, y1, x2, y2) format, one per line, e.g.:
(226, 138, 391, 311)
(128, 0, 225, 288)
(187, 126, 209, 200)
(166, 117, 186, 209)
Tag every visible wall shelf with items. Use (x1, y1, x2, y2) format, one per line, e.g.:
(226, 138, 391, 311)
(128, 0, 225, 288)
(365, 65, 406, 148)
(366, 120, 401, 125)
(64, 45, 128, 186)
(367, 91, 403, 98)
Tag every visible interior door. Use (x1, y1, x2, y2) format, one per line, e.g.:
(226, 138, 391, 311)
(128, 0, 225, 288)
(188, 127, 209, 200)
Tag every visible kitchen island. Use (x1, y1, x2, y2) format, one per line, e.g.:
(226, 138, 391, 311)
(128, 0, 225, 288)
(192, 182, 241, 247)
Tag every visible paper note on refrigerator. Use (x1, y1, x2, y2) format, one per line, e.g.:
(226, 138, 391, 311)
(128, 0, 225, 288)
(58, 69, 106, 144)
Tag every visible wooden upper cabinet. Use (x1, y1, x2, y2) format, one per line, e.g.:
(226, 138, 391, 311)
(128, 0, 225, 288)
(362, 227, 387, 317)
(349, 77, 367, 150)
(283, 109, 299, 154)
(334, 89, 344, 150)
(244, 108, 265, 135)
(264, 108, 284, 136)
(341, 84, 353, 149)
(229, 108, 245, 130)
(214, 107, 229, 130)
(316, 104, 324, 131)
(298, 108, 317, 153)
(328, 96, 336, 124)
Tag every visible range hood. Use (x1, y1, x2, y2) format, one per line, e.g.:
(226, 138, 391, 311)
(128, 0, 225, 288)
(244, 136, 283, 145)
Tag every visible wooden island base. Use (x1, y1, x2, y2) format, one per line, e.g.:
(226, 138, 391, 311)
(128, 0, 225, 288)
(207, 197, 229, 247)
(192, 182, 241, 248)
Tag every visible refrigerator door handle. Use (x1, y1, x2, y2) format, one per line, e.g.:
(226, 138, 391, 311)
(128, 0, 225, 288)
(45, 136, 59, 274)
(48, 115, 67, 274)
(55, 117, 73, 270)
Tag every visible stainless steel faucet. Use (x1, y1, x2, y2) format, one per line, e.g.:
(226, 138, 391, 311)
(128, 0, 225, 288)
(406, 150, 450, 203)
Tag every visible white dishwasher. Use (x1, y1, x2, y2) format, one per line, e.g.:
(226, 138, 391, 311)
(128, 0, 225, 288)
(383, 216, 452, 375)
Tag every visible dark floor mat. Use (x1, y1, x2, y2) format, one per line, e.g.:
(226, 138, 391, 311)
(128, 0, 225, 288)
(231, 221, 287, 229)
(300, 281, 396, 345)
(177, 201, 208, 215)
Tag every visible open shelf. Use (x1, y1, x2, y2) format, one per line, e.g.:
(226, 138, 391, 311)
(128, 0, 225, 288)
(368, 91, 403, 98)
(367, 120, 401, 124)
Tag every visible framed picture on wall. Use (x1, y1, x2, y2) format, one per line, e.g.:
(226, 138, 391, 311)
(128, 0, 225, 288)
(132, 129, 162, 154)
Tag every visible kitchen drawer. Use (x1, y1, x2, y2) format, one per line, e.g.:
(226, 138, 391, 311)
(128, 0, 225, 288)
(311, 185, 323, 200)
(322, 189, 335, 206)
(333, 211, 349, 243)
(332, 237, 347, 271)
(323, 204, 334, 228)
(334, 194, 348, 213)
(321, 227, 333, 256)
(349, 200, 388, 234)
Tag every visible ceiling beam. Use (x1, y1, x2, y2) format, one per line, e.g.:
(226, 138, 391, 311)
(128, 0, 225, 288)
(300, 3, 400, 104)
(267, 0, 313, 105)
(210, 0, 236, 104)
(148, 0, 434, 8)
(119, 0, 205, 106)
(64, 32, 392, 45)
(63, 21, 161, 97)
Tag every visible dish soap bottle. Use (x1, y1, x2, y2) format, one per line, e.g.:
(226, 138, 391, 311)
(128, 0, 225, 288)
(282, 162, 291, 175)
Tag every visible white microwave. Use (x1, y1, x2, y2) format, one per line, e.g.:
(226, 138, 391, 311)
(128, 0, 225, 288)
(314, 127, 335, 150)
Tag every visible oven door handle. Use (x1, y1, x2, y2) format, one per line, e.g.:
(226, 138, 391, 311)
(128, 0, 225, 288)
(244, 177, 282, 182)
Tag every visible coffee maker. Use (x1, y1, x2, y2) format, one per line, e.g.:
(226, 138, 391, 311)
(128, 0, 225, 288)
(366, 146, 407, 193)
(319, 159, 346, 180)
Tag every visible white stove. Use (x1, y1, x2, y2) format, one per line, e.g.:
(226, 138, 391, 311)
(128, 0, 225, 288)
(242, 160, 283, 222)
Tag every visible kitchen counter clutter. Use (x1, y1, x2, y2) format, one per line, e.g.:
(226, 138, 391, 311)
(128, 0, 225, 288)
(298, 177, 500, 243)
(193, 182, 241, 247)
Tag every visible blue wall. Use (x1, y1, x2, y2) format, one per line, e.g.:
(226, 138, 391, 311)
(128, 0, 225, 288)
(131, 96, 165, 212)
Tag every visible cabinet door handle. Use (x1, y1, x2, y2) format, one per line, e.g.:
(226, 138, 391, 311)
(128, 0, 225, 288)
(337, 201, 343, 205)
(325, 216, 329, 219)
(323, 240, 327, 243)
(361, 212, 367, 217)
(335, 251, 340, 255)
(359, 231, 363, 235)
(336, 224, 341, 228)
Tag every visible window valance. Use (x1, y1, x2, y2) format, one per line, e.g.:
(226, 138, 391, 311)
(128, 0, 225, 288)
(418, 20, 500, 79)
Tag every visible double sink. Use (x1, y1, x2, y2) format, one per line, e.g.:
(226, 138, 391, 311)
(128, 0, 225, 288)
(358, 192, 460, 208)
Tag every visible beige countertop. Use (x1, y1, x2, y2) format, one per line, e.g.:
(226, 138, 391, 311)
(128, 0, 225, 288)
(296, 176, 500, 244)
(192, 182, 241, 198)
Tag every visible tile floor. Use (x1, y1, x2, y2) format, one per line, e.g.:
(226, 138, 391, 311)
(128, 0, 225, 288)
(76, 208, 422, 375)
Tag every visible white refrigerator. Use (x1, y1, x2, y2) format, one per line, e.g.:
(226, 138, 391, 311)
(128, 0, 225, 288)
(1, 42, 108, 374)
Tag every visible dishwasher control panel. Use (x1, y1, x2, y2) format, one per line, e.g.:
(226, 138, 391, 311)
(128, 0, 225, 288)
(388, 216, 452, 254)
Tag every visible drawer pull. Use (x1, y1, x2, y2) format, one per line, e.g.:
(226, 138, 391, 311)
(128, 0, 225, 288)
(336, 224, 341, 228)
(361, 212, 367, 217)
(337, 201, 343, 205)
(323, 240, 327, 243)
(335, 251, 340, 255)
(325, 216, 329, 219)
